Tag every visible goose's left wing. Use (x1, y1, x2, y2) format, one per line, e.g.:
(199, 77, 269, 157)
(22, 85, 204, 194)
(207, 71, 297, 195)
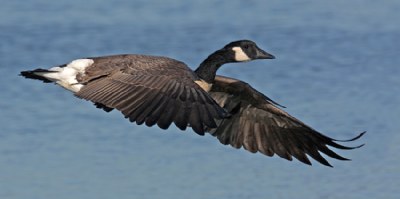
(206, 75, 364, 167)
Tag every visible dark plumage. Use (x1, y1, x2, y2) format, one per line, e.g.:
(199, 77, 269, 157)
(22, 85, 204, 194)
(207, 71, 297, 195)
(207, 76, 364, 167)
(20, 39, 364, 167)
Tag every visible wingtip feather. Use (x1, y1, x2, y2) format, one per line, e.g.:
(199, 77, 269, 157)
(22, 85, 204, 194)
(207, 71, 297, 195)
(333, 131, 366, 142)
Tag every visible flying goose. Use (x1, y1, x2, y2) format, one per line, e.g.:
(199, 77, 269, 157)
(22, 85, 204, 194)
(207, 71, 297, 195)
(20, 40, 364, 167)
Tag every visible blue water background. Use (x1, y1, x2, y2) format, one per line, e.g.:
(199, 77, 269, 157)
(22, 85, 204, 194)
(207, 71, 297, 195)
(1, 0, 399, 198)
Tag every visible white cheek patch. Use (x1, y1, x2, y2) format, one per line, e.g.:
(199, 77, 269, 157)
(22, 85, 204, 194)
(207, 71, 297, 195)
(232, 47, 251, 62)
(39, 59, 94, 92)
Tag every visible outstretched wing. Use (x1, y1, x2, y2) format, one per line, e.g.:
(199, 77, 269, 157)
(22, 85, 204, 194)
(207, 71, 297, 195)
(75, 54, 228, 135)
(207, 75, 364, 167)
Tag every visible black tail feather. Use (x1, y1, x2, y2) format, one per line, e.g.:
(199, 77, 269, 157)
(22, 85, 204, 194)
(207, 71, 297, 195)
(20, 69, 55, 83)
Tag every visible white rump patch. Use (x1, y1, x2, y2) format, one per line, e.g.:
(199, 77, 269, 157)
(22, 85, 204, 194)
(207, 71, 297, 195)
(195, 79, 213, 92)
(39, 59, 94, 92)
(232, 47, 251, 62)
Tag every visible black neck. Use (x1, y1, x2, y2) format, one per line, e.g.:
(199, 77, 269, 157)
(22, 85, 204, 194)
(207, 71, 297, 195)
(194, 50, 233, 83)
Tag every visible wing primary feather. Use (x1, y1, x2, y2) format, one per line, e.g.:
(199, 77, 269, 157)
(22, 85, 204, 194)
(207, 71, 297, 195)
(192, 89, 217, 128)
(306, 148, 333, 167)
(81, 80, 115, 101)
(156, 82, 183, 129)
(102, 83, 133, 105)
(132, 91, 160, 125)
(294, 133, 333, 167)
(168, 81, 182, 99)
(205, 104, 224, 120)
(95, 81, 125, 101)
(280, 131, 306, 162)
(214, 120, 232, 145)
(94, 102, 114, 112)
(139, 94, 165, 126)
(131, 84, 169, 122)
(259, 124, 274, 156)
(188, 104, 204, 135)
(312, 131, 363, 150)
(317, 144, 350, 161)
(173, 102, 190, 130)
(118, 87, 152, 120)
(285, 131, 313, 165)
(242, 119, 257, 153)
(265, 125, 283, 158)
(331, 131, 366, 142)
(156, 99, 176, 130)
(197, 104, 217, 128)
(220, 122, 235, 146)
(102, 84, 130, 105)
(113, 86, 146, 109)
(145, 97, 169, 127)
(253, 122, 267, 154)
(77, 78, 107, 96)
(179, 86, 190, 101)
(227, 115, 241, 148)
(173, 86, 190, 130)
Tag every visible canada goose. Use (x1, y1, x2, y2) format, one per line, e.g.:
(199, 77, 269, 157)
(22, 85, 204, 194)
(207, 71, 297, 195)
(20, 40, 364, 167)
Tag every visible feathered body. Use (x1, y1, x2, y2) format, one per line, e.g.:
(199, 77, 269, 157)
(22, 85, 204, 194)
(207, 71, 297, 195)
(20, 40, 364, 167)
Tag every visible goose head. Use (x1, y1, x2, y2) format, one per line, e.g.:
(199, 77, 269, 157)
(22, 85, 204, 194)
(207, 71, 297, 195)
(223, 40, 275, 62)
(195, 40, 275, 83)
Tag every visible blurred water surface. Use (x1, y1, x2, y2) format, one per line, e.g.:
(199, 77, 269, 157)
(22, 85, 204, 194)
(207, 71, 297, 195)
(1, 0, 399, 199)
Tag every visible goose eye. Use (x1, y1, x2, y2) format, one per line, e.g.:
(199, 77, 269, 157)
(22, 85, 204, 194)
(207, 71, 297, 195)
(243, 45, 249, 49)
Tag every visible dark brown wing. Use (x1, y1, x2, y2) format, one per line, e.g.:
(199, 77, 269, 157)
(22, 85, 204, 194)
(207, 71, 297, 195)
(75, 54, 227, 135)
(207, 75, 365, 167)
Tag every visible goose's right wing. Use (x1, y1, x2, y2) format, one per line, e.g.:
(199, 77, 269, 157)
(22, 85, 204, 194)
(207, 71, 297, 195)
(207, 75, 364, 167)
